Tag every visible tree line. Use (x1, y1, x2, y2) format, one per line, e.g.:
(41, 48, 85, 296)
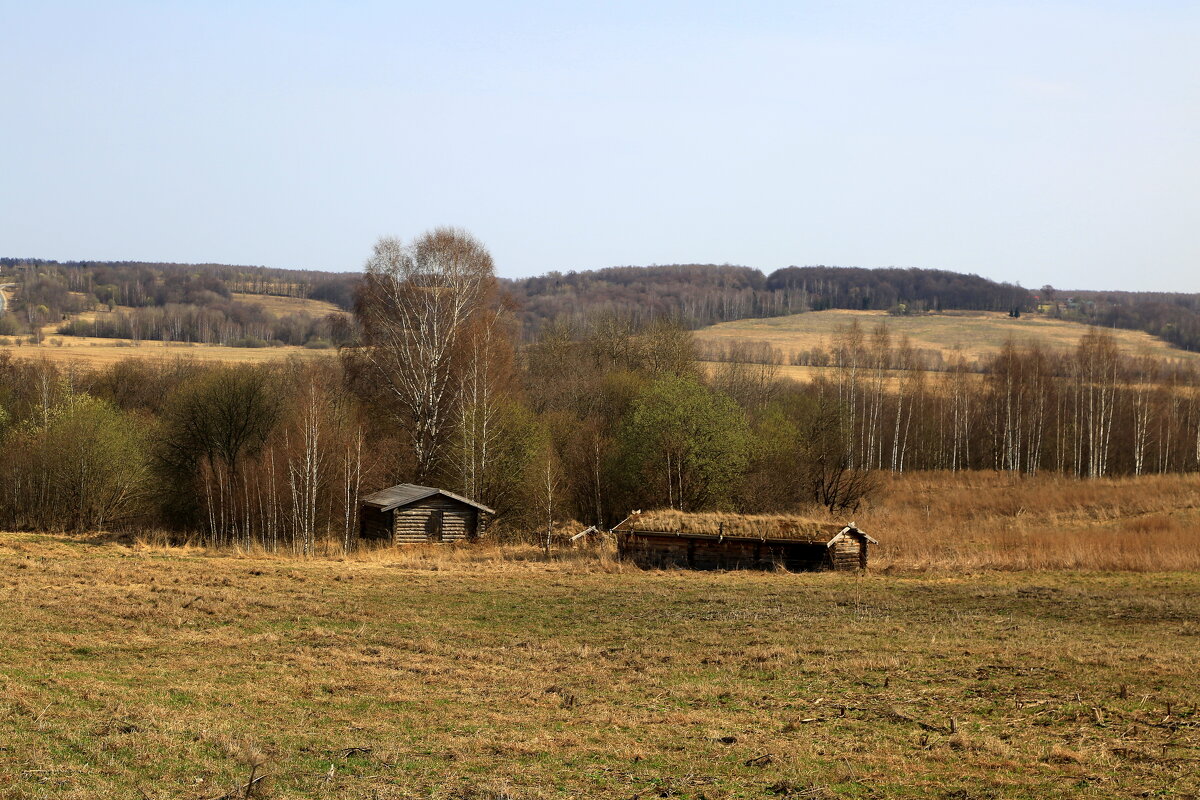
(502, 264, 1038, 332)
(0, 258, 358, 311)
(3, 232, 1199, 549)
(56, 301, 353, 348)
(0, 258, 358, 345)
(7, 257, 1200, 354)
(803, 322, 1200, 478)
(505, 265, 1200, 354)
(1063, 291, 1200, 352)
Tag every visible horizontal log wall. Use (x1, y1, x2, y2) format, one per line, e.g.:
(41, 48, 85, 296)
(393, 497, 478, 545)
(619, 531, 868, 572)
(831, 535, 868, 570)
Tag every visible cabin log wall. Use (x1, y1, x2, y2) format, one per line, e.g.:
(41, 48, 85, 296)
(831, 535, 868, 570)
(393, 496, 478, 545)
(618, 530, 870, 572)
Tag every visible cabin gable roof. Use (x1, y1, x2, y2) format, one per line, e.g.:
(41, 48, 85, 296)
(829, 525, 879, 546)
(361, 483, 496, 515)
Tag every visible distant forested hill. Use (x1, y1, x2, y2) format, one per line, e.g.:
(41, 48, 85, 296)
(3, 257, 1198, 352)
(1066, 288, 1200, 353)
(502, 264, 1035, 330)
(0, 258, 357, 310)
(0, 258, 357, 346)
(502, 265, 1200, 351)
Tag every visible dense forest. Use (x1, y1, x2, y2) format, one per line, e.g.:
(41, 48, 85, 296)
(2, 233, 1199, 552)
(503, 264, 1037, 330)
(505, 265, 1200, 351)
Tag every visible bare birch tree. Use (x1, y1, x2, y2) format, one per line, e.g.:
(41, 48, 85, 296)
(454, 304, 516, 504)
(1129, 355, 1157, 476)
(1076, 330, 1120, 478)
(833, 321, 865, 469)
(349, 228, 496, 481)
(535, 441, 563, 559)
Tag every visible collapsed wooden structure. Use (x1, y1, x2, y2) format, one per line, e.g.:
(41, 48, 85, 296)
(359, 484, 494, 545)
(613, 511, 876, 571)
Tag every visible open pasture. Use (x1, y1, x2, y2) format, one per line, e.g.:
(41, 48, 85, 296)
(698, 360, 924, 391)
(863, 471, 1200, 571)
(0, 339, 333, 367)
(695, 309, 1200, 366)
(1, 524, 1198, 799)
(0, 289, 344, 366)
(229, 293, 346, 317)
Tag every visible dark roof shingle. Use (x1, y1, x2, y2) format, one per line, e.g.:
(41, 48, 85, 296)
(361, 484, 495, 514)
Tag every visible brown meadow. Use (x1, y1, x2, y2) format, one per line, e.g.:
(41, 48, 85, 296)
(860, 471, 1200, 571)
(1, 472, 1199, 798)
(694, 308, 1200, 367)
(0, 292, 344, 367)
(1, 532, 1198, 799)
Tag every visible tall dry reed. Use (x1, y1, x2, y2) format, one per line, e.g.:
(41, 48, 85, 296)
(116, 471, 1200, 572)
(857, 471, 1200, 571)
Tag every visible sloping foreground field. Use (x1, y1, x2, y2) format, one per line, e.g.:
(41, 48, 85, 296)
(695, 309, 1200, 365)
(1, 535, 1197, 799)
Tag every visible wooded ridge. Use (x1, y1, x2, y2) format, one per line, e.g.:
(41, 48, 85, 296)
(5, 258, 1199, 352)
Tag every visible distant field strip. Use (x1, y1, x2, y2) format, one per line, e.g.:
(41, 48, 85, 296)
(0, 339, 334, 366)
(229, 292, 346, 316)
(697, 360, 932, 390)
(695, 309, 1200, 365)
(0, 290, 344, 365)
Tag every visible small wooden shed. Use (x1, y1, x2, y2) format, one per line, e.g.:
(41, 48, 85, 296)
(614, 511, 876, 572)
(359, 484, 494, 545)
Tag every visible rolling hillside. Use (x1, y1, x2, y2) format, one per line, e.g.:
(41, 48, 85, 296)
(0, 288, 346, 366)
(695, 309, 1200, 371)
(229, 292, 345, 317)
(5, 259, 1200, 368)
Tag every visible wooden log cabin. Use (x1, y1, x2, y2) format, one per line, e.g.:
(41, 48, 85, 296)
(613, 511, 876, 572)
(359, 484, 494, 545)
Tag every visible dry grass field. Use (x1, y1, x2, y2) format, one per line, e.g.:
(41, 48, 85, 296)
(695, 310, 1200, 367)
(861, 471, 1200, 571)
(0, 339, 334, 367)
(698, 361, 923, 391)
(0, 291, 344, 367)
(229, 293, 346, 317)
(2, 472, 1200, 798)
(1, 535, 1198, 799)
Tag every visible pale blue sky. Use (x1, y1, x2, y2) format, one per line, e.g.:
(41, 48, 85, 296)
(3, 1, 1197, 290)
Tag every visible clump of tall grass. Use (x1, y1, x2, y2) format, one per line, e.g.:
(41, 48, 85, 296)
(858, 471, 1200, 571)
(123, 533, 624, 572)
